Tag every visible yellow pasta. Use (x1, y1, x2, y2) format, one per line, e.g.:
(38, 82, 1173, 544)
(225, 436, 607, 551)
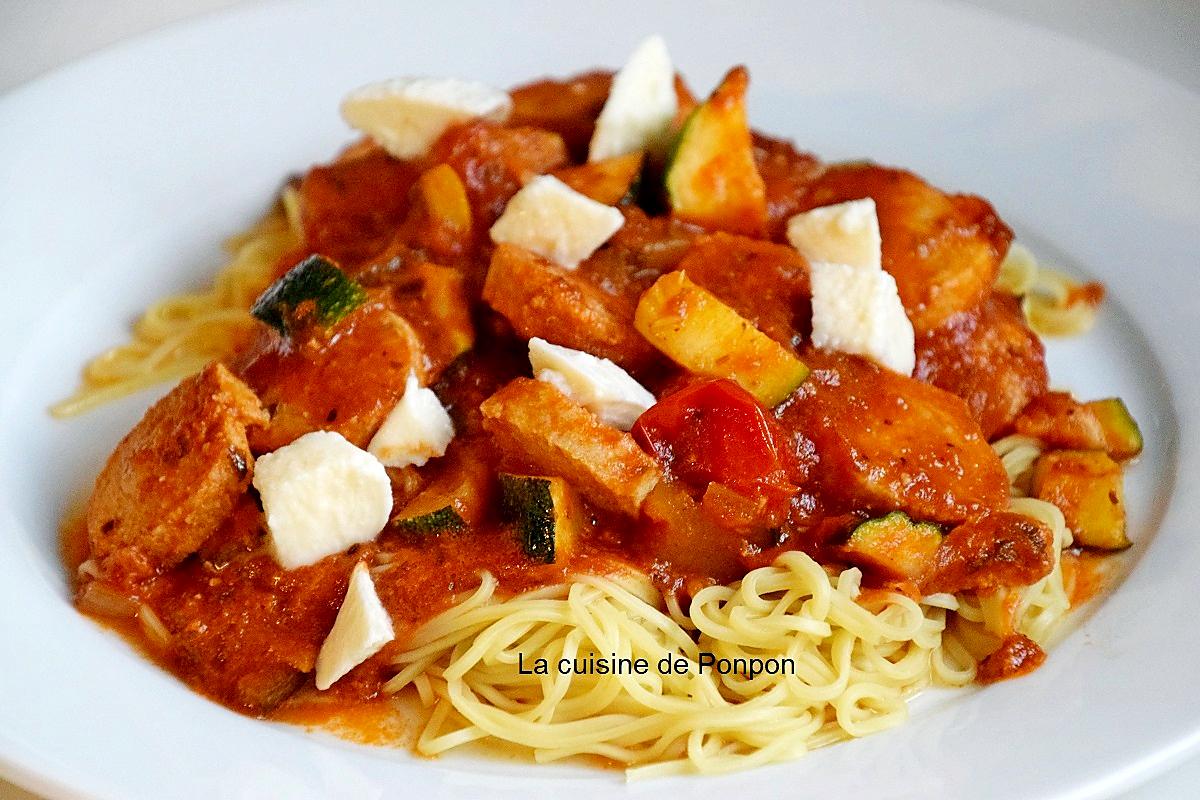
(56, 184, 1081, 777)
(997, 242, 1100, 338)
(382, 438, 1073, 777)
(50, 191, 302, 417)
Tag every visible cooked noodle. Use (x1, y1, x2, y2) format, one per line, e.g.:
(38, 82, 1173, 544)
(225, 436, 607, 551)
(385, 555, 972, 777)
(991, 433, 1043, 496)
(955, 496, 1072, 648)
(996, 242, 1099, 338)
(383, 437, 1074, 777)
(49, 190, 302, 418)
(976, 436, 1074, 644)
(57, 187, 1082, 774)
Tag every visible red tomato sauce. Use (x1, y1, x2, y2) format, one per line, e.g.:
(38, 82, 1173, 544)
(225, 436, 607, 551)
(65, 67, 1131, 730)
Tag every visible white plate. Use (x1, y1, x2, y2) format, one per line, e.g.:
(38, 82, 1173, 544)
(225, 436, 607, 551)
(1, 1, 1198, 798)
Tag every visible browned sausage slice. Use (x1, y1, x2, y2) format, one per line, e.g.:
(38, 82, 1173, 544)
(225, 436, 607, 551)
(794, 163, 1012, 333)
(915, 292, 1048, 439)
(778, 352, 1009, 525)
(921, 511, 1055, 595)
(86, 363, 267, 584)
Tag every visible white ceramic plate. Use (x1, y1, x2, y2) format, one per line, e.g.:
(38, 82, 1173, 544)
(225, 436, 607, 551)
(1, 1, 1198, 798)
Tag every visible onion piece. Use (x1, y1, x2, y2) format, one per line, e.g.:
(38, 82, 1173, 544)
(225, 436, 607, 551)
(138, 603, 172, 648)
(77, 580, 138, 618)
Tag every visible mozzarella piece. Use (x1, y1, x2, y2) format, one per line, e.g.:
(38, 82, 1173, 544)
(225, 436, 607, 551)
(528, 337, 656, 430)
(786, 199, 882, 271)
(368, 372, 454, 468)
(489, 175, 624, 268)
(253, 431, 393, 570)
(315, 562, 395, 690)
(588, 35, 678, 162)
(340, 77, 512, 160)
(810, 261, 915, 375)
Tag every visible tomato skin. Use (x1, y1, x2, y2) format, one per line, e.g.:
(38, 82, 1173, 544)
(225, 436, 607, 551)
(631, 379, 794, 506)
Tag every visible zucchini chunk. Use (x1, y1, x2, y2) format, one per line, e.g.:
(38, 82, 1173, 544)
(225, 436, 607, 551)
(1086, 398, 1143, 461)
(396, 505, 464, 535)
(1015, 392, 1143, 462)
(500, 474, 583, 564)
(251, 254, 368, 335)
(483, 243, 657, 372)
(634, 271, 808, 406)
(840, 512, 942, 581)
(553, 151, 644, 206)
(664, 66, 766, 236)
(391, 462, 489, 534)
(1031, 450, 1129, 550)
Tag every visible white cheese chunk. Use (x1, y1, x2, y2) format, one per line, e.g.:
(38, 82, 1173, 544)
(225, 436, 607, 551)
(588, 35, 678, 162)
(253, 431, 393, 570)
(489, 175, 625, 268)
(810, 261, 915, 375)
(786, 199, 882, 271)
(528, 337, 656, 430)
(368, 372, 454, 468)
(315, 562, 395, 690)
(340, 77, 512, 160)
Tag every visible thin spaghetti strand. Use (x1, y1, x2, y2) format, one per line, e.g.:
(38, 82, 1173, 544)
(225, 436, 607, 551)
(383, 437, 1073, 777)
(51, 193, 301, 418)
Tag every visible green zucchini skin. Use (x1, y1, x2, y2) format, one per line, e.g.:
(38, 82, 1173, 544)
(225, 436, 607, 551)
(499, 474, 579, 564)
(251, 254, 368, 335)
(841, 511, 942, 580)
(660, 67, 765, 236)
(1086, 398, 1143, 461)
(848, 512, 941, 544)
(661, 106, 697, 194)
(391, 461, 491, 536)
(501, 475, 556, 563)
(393, 506, 466, 535)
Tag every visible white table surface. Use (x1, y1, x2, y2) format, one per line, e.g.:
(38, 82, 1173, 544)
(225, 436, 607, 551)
(1, 1, 1197, 797)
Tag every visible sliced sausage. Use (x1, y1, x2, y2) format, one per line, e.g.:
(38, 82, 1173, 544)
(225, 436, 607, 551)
(921, 511, 1055, 595)
(86, 363, 267, 584)
(777, 351, 1008, 524)
(915, 292, 1048, 439)
(794, 163, 1012, 333)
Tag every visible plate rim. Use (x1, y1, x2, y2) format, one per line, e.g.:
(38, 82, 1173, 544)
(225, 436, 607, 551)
(1, 2, 1199, 799)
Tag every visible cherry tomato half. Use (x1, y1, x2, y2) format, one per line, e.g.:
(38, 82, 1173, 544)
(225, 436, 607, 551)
(631, 379, 795, 507)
